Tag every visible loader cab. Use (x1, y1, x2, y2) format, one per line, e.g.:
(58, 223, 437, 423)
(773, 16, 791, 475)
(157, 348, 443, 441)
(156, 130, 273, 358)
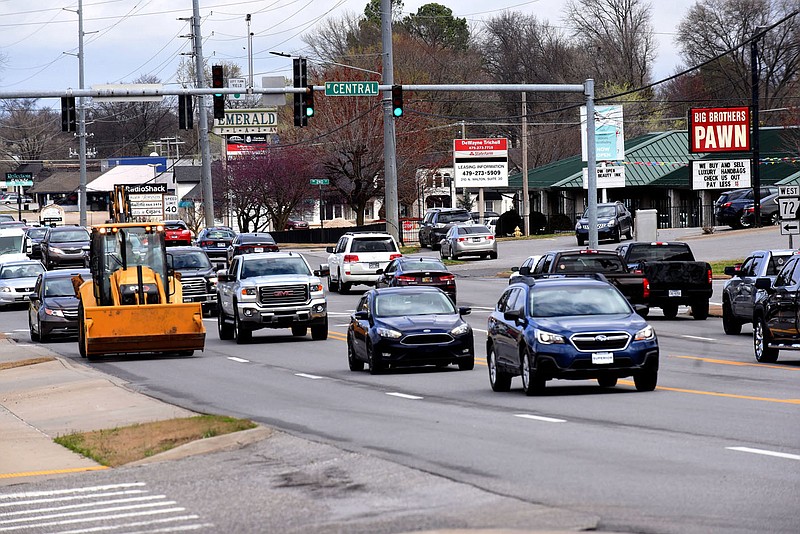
(89, 223, 170, 306)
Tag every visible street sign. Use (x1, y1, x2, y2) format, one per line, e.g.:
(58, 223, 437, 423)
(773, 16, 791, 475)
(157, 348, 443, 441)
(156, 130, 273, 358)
(213, 109, 278, 135)
(324, 81, 379, 97)
(779, 185, 800, 197)
(229, 78, 246, 100)
(453, 138, 509, 187)
(780, 220, 800, 235)
(163, 195, 178, 216)
(310, 178, 329, 185)
(778, 197, 800, 220)
(5, 172, 33, 187)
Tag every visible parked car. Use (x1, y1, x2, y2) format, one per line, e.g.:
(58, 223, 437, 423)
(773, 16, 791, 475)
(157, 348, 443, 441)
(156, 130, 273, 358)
(753, 254, 800, 362)
(509, 255, 543, 283)
(486, 275, 659, 395)
(0, 260, 46, 308)
(714, 186, 778, 228)
(375, 256, 457, 302)
(0, 214, 15, 223)
(40, 226, 90, 269)
(285, 219, 309, 230)
(323, 232, 401, 294)
(439, 224, 497, 260)
(346, 287, 474, 374)
(418, 208, 472, 249)
(226, 232, 279, 263)
(1, 193, 33, 204)
(196, 227, 236, 261)
(25, 226, 48, 259)
(575, 201, 633, 246)
(740, 192, 780, 227)
(28, 268, 89, 341)
(470, 211, 500, 223)
(163, 220, 194, 246)
(169, 246, 218, 316)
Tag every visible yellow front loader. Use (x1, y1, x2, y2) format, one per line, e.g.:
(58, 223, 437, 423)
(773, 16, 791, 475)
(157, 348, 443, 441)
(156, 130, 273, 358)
(76, 222, 205, 359)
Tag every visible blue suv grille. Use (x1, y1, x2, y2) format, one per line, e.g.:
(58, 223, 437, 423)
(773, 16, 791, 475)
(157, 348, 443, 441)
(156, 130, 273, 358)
(570, 332, 630, 352)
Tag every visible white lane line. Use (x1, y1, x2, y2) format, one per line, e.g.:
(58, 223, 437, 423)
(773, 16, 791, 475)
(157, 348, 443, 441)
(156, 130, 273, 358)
(514, 413, 567, 423)
(327, 311, 354, 316)
(227, 357, 250, 363)
(386, 392, 423, 400)
(0, 495, 168, 518)
(472, 327, 488, 334)
(726, 446, 800, 461)
(295, 373, 324, 380)
(682, 335, 716, 342)
(0, 484, 146, 500)
(469, 306, 494, 311)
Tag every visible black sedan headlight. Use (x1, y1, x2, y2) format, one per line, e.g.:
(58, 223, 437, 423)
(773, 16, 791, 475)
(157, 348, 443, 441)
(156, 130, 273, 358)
(450, 323, 471, 336)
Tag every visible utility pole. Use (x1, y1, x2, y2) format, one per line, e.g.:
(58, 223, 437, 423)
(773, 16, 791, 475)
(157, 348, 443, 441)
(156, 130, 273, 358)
(77, 0, 87, 226)
(751, 29, 763, 228)
(192, 0, 216, 228)
(585, 79, 598, 249)
(381, 0, 399, 242)
(521, 91, 529, 235)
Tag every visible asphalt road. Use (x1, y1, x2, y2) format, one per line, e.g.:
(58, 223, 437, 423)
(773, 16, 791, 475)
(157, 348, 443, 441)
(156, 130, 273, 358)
(2, 227, 798, 533)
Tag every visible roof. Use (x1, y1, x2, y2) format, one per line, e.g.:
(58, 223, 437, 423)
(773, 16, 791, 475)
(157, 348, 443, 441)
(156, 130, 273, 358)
(28, 169, 103, 194)
(86, 165, 169, 193)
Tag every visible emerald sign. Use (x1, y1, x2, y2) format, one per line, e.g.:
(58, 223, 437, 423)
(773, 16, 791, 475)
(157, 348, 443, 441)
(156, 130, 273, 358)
(310, 178, 329, 186)
(324, 81, 379, 97)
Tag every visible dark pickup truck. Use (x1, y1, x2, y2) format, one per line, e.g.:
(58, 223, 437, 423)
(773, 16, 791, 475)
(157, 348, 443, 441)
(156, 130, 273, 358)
(616, 241, 713, 320)
(529, 249, 649, 315)
(753, 253, 800, 363)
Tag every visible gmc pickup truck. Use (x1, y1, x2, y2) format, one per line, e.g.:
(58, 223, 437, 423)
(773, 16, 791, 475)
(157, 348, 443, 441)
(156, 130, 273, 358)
(216, 251, 328, 344)
(529, 249, 649, 315)
(616, 241, 713, 320)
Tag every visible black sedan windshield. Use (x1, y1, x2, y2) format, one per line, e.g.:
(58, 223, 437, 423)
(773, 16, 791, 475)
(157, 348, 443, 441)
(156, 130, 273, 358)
(375, 291, 455, 317)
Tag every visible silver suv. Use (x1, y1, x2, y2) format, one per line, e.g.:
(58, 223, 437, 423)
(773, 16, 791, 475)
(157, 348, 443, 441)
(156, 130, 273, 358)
(324, 232, 401, 294)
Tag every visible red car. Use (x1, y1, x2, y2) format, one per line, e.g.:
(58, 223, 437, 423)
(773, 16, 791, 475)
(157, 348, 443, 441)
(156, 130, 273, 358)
(164, 220, 193, 246)
(285, 219, 309, 230)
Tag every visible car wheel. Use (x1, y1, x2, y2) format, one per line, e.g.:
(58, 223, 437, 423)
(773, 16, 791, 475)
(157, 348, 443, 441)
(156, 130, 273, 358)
(440, 246, 449, 260)
(327, 273, 339, 292)
(625, 228, 633, 240)
(78, 303, 87, 358)
(292, 325, 307, 337)
(367, 341, 384, 375)
(339, 279, 351, 295)
(489, 252, 498, 260)
(418, 234, 427, 248)
(722, 300, 742, 335)
(597, 376, 618, 387)
(347, 334, 364, 371)
(487, 344, 512, 392)
(29, 315, 40, 342)
(458, 355, 475, 371)
(577, 236, 586, 246)
(754, 317, 779, 363)
(311, 319, 328, 340)
(662, 303, 679, 319)
(521, 347, 545, 396)
(217, 301, 234, 340)
(38, 318, 49, 343)
(613, 227, 621, 243)
(233, 311, 251, 344)
(769, 212, 780, 226)
(634, 369, 658, 391)
(738, 213, 752, 228)
(691, 299, 709, 320)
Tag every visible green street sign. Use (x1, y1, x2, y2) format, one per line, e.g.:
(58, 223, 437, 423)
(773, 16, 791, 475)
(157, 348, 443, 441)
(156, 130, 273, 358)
(324, 81, 379, 97)
(310, 178, 329, 186)
(6, 172, 33, 186)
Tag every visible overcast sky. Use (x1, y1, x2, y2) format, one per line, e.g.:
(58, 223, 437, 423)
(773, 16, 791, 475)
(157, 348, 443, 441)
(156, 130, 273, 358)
(0, 0, 695, 98)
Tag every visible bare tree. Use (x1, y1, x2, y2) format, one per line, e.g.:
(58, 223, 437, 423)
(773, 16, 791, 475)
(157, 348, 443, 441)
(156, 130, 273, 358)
(0, 99, 66, 162)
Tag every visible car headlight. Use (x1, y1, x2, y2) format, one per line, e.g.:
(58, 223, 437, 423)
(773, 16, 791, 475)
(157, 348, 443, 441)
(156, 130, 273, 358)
(377, 327, 402, 339)
(240, 287, 257, 299)
(310, 283, 323, 292)
(634, 325, 655, 341)
(206, 276, 218, 284)
(450, 323, 471, 336)
(44, 308, 65, 317)
(575, 222, 581, 230)
(0, 287, 11, 293)
(51, 247, 65, 254)
(607, 219, 617, 226)
(536, 329, 565, 344)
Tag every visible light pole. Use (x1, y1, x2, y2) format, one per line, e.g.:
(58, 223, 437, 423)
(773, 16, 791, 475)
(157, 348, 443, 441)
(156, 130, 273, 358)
(269, 51, 381, 77)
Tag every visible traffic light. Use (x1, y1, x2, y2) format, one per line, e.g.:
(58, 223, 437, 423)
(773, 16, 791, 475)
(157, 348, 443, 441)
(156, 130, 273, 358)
(391, 85, 403, 117)
(212, 65, 224, 120)
(293, 58, 307, 127)
(61, 97, 76, 132)
(303, 86, 314, 118)
(178, 94, 193, 130)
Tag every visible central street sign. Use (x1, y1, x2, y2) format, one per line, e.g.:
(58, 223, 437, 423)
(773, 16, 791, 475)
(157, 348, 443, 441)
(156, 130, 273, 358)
(310, 178, 329, 185)
(324, 81, 379, 97)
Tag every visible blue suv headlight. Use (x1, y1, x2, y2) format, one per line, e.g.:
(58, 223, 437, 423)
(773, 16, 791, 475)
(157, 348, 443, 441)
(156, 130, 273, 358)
(536, 329, 565, 344)
(634, 325, 655, 341)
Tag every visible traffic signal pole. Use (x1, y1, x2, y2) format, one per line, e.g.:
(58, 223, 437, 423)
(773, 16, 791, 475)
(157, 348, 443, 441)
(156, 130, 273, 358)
(381, 0, 400, 243)
(192, 0, 215, 229)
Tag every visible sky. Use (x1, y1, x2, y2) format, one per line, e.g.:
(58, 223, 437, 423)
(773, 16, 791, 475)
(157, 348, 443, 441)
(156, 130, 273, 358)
(0, 0, 696, 99)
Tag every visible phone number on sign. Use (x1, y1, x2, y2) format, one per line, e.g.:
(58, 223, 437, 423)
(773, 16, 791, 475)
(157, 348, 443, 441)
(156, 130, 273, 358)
(460, 170, 503, 177)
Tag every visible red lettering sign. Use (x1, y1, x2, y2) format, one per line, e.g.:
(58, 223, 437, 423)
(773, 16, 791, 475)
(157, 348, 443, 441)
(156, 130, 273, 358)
(688, 106, 750, 153)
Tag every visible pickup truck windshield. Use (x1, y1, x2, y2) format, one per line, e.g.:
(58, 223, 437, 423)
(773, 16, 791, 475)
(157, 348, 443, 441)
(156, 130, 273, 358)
(626, 245, 694, 262)
(242, 257, 310, 278)
(556, 256, 625, 273)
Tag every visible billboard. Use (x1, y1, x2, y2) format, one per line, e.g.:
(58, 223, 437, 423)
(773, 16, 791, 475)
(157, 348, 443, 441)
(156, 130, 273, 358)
(453, 138, 508, 188)
(688, 106, 750, 153)
(581, 105, 625, 161)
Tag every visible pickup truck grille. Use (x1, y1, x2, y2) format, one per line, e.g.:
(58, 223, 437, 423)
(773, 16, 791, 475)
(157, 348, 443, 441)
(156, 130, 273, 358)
(181, 277, 207, 297)
(259, 284, 309, 306)
(570, 332, 631, 352)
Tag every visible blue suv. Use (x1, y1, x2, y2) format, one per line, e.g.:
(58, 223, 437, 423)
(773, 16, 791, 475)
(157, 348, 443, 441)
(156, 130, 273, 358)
(486, 275, 659, 395)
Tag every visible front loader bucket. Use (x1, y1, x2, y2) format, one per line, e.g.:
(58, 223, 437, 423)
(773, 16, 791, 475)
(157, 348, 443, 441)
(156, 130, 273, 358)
(83, 302, 206, 358)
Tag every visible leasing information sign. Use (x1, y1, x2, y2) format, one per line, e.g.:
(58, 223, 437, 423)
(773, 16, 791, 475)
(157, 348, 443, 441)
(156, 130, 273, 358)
(688, 106, 750, 153)
(690, 159, 751, 190)
(453, 138, 508, 187)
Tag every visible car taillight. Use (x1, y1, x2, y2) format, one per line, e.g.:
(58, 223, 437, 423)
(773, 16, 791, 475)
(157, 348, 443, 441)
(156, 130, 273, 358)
(343, 254, 359, 263)
(438, 274, 455, 284)
(744, 207, 754, 214)
(458, 237, 467, 242)
(200, 240, 212, 246)
(642, 277, 650, 299)
(486, 235, 494, 240)
(707, 268, 713, 284)
(396, 275, 416, 282)
(389, 253, 402, 260)
(722, 202, 732, 208)
(239, 245, 253, 253)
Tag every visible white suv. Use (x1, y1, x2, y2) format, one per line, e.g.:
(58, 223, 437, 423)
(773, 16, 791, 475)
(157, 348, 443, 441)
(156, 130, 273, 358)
(324, 232, 401, 294)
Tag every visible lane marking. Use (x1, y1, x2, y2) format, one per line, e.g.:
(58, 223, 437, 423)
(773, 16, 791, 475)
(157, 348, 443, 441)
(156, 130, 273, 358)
(514, 414, 567, 423)
(618, 380, 800, 405)
(674, 355, 800, 371)
(0, 483, 145, 499)
(0, 467, 109, 480)
(227, 357, 249, 363)
(681, 335, 716, 341)
(0, 495, 168, 518)
(295, 373, 324, 380)
(726, 447, 800, 461)
(472, 327, 488, 334)
(386, 392, 423, 400)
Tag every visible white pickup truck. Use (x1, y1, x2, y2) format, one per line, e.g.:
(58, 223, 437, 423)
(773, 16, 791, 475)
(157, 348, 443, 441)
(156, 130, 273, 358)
(216, 251, 328, 344)
(0, 227, 32, 263)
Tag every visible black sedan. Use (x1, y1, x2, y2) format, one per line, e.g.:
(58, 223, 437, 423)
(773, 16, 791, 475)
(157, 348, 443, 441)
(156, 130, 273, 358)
(196, 227, 236, 261)
(28, 268, 90, 342)
(25, 226, 48, 259)
(347, 287, 474, 374)
(375, 257, 457, 302)
(227, 232, 279, 263)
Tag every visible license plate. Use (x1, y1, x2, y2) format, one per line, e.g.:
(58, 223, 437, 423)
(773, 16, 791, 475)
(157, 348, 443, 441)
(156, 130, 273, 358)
(369, 262, 380, 269)
(592, 352, 614, 364)
(472, 237, 481, 242)
(669, 289, 681, 297)
(254, 247, 264, 253)
(215, 242, 225, 247)
(422, 277, 432, 283)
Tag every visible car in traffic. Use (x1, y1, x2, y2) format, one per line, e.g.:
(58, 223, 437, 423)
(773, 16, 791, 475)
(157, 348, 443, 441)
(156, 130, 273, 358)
(163, 220, 194, 246)
(486, 275, 659, 395)
(439, 224, 497, 260)
(25, 226, 48, 259)
(285, 218, 309, 230)
(714, 186, 778, 228)
(509, 255, 543, 284)
(740, 192, 780, 227)
(169, 246, 218, 316)
(418, 208, 472, 249)
(1, 192, 34, 204)
(375, 256, 457, 302)
(40, 226, 90, 269)
(28, 268, 89, 341)
(0, 260, 46, 308)
(196, 227, 236, 261)
(722, 249, 796, 335)
(323, 232, 401, 294)
(575, 201, 633, 246)
(227, 232, 279, 263)
(346, 287, 474, 374)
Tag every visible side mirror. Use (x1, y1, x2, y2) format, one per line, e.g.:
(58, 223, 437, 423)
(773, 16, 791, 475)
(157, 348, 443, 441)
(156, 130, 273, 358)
(519, 266, 530, 275)
(217, 270, 229, 282)
(723, 266, 740, 277)
(755, 277, 772, 290)
(458, 306, 471, 316)
(325, 246, 335, 253)
(317, 263, 330, 276)
(503, 309, 525, 323)
(354, 310, 370, 320)
(29, 294, 39, 303)
(376, 268, 384, 275)
(511, 266, 520, 273)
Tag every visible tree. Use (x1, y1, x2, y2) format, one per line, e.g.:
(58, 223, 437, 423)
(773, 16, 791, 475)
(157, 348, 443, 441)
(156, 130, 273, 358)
(0, 99, 65, 162)
(564, 0, 656, 88)
(402, 3, 470, 51)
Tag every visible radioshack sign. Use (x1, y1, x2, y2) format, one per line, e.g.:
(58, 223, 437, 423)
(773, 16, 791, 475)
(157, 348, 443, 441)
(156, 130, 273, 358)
(688, 106, 750, 153)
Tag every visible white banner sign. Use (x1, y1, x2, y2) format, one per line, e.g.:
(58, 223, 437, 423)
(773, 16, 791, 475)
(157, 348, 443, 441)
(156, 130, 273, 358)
(581, 105, 625, 162)
(691, 159, 751, 190)
(453, 138, 508, 187)
(582, 162, 626, 189)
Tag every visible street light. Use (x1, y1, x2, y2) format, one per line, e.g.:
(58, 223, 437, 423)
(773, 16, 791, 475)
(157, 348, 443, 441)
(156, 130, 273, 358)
(269, 51, 381, 78)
